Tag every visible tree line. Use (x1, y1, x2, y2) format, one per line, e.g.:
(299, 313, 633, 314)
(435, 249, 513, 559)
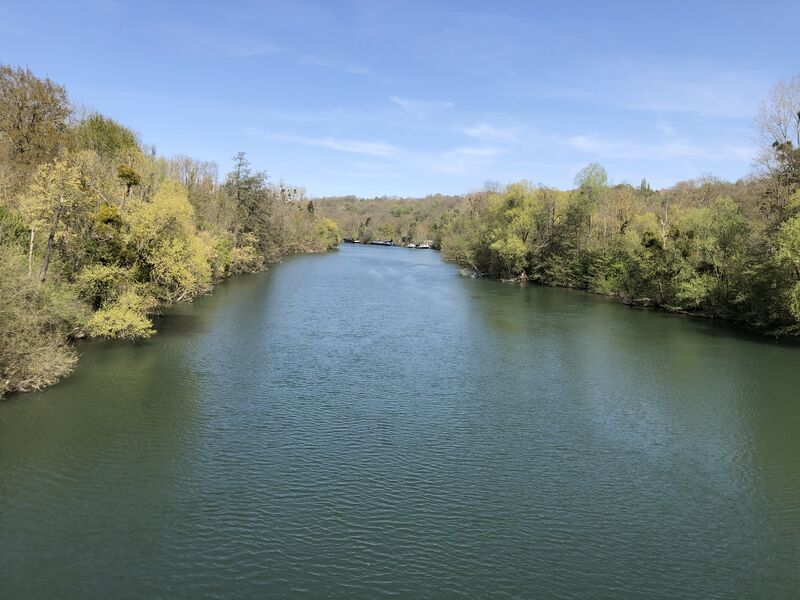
(315, 75, 800, 336)
(314, 194, 461, 247)
(0, 64, 340, 397)
(438, 76, 800, 334)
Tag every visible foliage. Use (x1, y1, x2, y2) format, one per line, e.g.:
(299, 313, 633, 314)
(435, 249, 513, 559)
(0, 246, 85, 395)
(0, 65, 70, 185)
(76, 263, 130, 309)
(74, 114, 139, 160)
(0, 64, 342, 398)
(85, 290, 156, 341)
(440, 170, 800, 333)
(315, 193, 462, 246)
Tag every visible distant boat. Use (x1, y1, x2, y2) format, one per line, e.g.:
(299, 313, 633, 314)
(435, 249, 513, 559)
(353, 239, 361, 243)
(407, 243, 416, 248)
(417, 242, 431, 249)
(370, 239, 393, 246)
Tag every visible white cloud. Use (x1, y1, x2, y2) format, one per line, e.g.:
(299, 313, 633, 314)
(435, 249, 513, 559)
(458, 123, 522, 142)
(502, 58, 769, 119)
(451, 145, 505, 157)
(595, 58, 768, 119)
(552, 132, 755, 162)
(390, 95, 455, 117)
(245, 127, 398, 157)
(655, 123, 677, 138)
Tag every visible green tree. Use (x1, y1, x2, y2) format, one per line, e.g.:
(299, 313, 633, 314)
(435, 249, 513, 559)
(21, 158, 92, 281)
(127, 180, 212, 302)
(0, 65, 71, 183)
(74, 113, 139, 161)
(775, 211, 800, 320)
(224, 152, 272, 250)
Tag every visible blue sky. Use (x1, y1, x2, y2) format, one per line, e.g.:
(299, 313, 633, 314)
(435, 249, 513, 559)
(1, 1, 798, 197)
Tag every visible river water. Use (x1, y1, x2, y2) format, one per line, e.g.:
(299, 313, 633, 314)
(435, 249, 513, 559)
(1, 244, 799, 599)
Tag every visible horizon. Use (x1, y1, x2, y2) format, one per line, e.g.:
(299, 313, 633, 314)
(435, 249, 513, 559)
(1, 1, 798, 196)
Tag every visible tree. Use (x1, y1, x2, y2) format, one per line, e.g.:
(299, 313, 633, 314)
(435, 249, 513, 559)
(490, 234, 527, 278)
(573, 163, 608, 244)
(117, 164, 141, 206)
(0, 245, 85, 395)
(775, 211, 800, 320)
(755, 75, 800, 222)
(21, 159, 91, 281)
(574, 163, 608, 190)
(224, 152, 272, 250)
(0, 65, 71, 182)
(86, 290, 156, 340)
(756, 75, 800, 161)
(126, 180, 212, 302)
(74, 113, 139, 161)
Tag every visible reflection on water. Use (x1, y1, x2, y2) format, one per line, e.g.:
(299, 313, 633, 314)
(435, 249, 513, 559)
(1, 244, 799, 599)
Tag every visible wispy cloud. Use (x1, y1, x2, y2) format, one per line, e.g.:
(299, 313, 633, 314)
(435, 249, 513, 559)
(298, 54, 373, 76)
(245, 127, 398, 157)
(457, 123, 522, 142)
(426, 145, 507, 175)
(162, 24, 372, 76)
(655, 123, 677, 138)
(606, 59, 767, 119)
(503, 58, 768, 119)
(552, 132, 755, 162)
(451, 145, 505, 157)
(390, 95, 454, 118)
(247, 124, 507, 177)
(162, 24, 280, 58)
(324, 161, 405, 180)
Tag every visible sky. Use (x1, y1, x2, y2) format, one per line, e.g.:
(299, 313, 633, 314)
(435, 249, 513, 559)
(1, 1, 798, 197)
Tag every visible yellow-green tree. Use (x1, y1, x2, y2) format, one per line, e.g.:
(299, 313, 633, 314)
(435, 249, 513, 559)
(21, 158, 92, 281)
(127, 180, 213, 302)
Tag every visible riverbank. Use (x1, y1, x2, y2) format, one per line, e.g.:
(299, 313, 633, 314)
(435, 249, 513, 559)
(1, 66, 342, 400)
(456, 265, 800, 340)
(4, 242, 799, 599)
(437, 178, 800, 337)
(1, 245, 337, 401)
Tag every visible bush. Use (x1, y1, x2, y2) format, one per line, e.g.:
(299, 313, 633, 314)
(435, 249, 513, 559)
(85, 290, 156, 340)
(0, 245, 85, 396)
(76, 263, 129, 309)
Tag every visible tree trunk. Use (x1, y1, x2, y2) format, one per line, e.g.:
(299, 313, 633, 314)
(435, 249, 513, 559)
(27, 228, 35, 276)
(39, 204, 63, 283)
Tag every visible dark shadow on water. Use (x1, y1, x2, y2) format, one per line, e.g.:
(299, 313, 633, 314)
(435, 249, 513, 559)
(475, 276, 800, 350)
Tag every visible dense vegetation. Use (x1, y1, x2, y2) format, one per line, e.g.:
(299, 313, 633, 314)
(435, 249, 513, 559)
(0, 65, 340, 397)
(439, 77, 800, 334)
(315, 194, 461, 247)
(3, 64, 799, 398)
(317, 76, 800, 336)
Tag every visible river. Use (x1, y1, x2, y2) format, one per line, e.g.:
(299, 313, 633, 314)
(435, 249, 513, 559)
(1, 243, 799, 599)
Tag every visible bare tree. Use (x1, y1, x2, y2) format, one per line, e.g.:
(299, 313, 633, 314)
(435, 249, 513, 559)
(755, 75, 800, 169)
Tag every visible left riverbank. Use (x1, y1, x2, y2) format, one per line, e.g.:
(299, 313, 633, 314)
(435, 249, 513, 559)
(0, 64, 340, 399)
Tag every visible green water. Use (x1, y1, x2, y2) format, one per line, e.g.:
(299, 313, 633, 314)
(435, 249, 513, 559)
(1, 244, 799, 599)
